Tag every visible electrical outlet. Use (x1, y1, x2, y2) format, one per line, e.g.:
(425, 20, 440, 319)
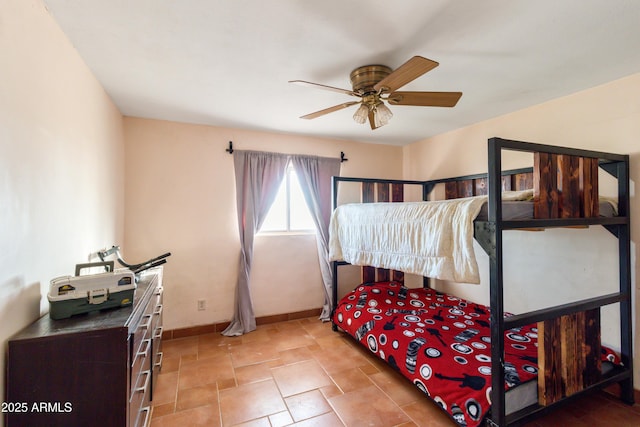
(197, 299, 206, 311)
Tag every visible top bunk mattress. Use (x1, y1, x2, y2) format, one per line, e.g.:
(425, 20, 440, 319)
(475, 198, 618, 221)
(329, 196, 486, 284)
(329, 195, 618, 284)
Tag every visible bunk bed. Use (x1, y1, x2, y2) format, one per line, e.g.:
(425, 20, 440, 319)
(329, 137, 633, 427)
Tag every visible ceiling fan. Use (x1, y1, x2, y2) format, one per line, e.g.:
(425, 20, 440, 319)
(289, 56, 462, 130)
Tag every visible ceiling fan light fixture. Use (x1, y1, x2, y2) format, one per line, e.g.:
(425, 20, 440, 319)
(352, 103, 369, 124)
(374, 102, 393, 127)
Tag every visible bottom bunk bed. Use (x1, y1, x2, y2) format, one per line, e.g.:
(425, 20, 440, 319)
(332, 281, 621, 427)
(329, 138, 633, 426)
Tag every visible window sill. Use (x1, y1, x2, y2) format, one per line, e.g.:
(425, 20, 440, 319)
(257, 230, 316, 237)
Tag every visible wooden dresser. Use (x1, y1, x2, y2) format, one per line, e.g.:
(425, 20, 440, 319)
(5, 268, 164, 427)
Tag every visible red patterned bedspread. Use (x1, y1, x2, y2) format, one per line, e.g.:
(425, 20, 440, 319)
(332, 281, 619, 427)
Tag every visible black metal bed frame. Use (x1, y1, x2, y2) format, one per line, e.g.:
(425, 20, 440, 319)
(330, 137, 633, 426)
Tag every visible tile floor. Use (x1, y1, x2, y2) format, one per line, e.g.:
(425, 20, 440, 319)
(150, 317, 640, 427)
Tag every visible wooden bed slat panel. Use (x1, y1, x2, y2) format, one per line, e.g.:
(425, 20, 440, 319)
(559, 155, 581, 218)
(376, 269, 391, 282)
(446, 180, 474, 199)
(362, 182, 375, 203)
(537, 308, 601, 405)
(475, 177, 487, 195)
(561, 311, 585, 396)
(583, 308, 602, 386)
(513, 172, 534, 191)
(391, 183, 404, 202)
(459, 180, 474, 197)
(392, 270, 404, 283)
(534, 152, 560, 218)
(376, 182, 390, 202)
(534, 153, 599, 219)
(445, 181, 458, 199)
(361, 268, 376, 285)
(538, 316, 563, 405)
(580, 157, 599, 217)
(445, 172, 534, 200)
(362, 272, 376, 285)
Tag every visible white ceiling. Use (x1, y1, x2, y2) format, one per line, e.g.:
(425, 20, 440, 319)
(43, 0, 640, 146)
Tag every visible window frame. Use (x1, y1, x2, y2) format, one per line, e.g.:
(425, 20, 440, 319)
(258, 163, 316, 235)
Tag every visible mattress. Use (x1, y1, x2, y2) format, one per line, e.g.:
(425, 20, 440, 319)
(332, 281, 620, 427)
(329, 197, 486, 284)
(329, 195, 617, 286)
(475, 199, 618, 221)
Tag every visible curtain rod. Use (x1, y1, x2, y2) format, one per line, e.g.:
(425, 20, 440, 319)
(225, 141, 348, 162)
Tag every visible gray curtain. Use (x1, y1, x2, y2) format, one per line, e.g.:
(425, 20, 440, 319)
(291, 155, 341, 321)
(222, 150, 289, 336)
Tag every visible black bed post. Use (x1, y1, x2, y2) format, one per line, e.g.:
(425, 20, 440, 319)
(616, 156, 634, 404)
(423, 182, 435, 289)
(331, 260, 339, 331)
(487, 138, 506, 427)
(331, 177, 339, 331)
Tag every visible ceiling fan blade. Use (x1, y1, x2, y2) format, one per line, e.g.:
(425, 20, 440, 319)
(300, 101, 360, 120)
(289, 80, 360, 97)
(373, 56, 439, 93)
(387, 91, 462, 107)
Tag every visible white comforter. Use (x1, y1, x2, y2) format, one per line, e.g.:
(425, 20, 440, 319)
(329, 197, 487, 284)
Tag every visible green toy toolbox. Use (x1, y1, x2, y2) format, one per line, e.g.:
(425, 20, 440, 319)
(47, 261, 136, 320)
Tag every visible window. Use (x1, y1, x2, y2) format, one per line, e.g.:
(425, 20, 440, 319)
(260, 164, 316, 233)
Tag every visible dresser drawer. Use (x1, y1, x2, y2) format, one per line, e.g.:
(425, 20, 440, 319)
(131, 336, 151, 390)
(151, 298, 163, 347)
(131, 313, 152, 392)
(134, 406, 151, 427)
(131, 309, 152, 356)
(129, 369, 151, 427)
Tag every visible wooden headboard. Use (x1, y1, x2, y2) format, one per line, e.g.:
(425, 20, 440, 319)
(444, 170, 533, 199)
(444, 153, 599, 220)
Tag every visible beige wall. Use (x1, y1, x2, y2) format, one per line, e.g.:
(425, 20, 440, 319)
(123, 117, 403, 329)
(0, 0, 125, 410)
(403, 73, 640, 386)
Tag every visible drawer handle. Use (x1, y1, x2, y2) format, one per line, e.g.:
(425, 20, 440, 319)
(139, 406, 151, 427)
(155, 287, 164, 296)
(137, 339, 151, 358)
(139, 314, 152, 330)
(154, 351, 164, 369)
(153, 326, 163, 340)
(153, 304, 163, 316)
(135, 370, 150, 394)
